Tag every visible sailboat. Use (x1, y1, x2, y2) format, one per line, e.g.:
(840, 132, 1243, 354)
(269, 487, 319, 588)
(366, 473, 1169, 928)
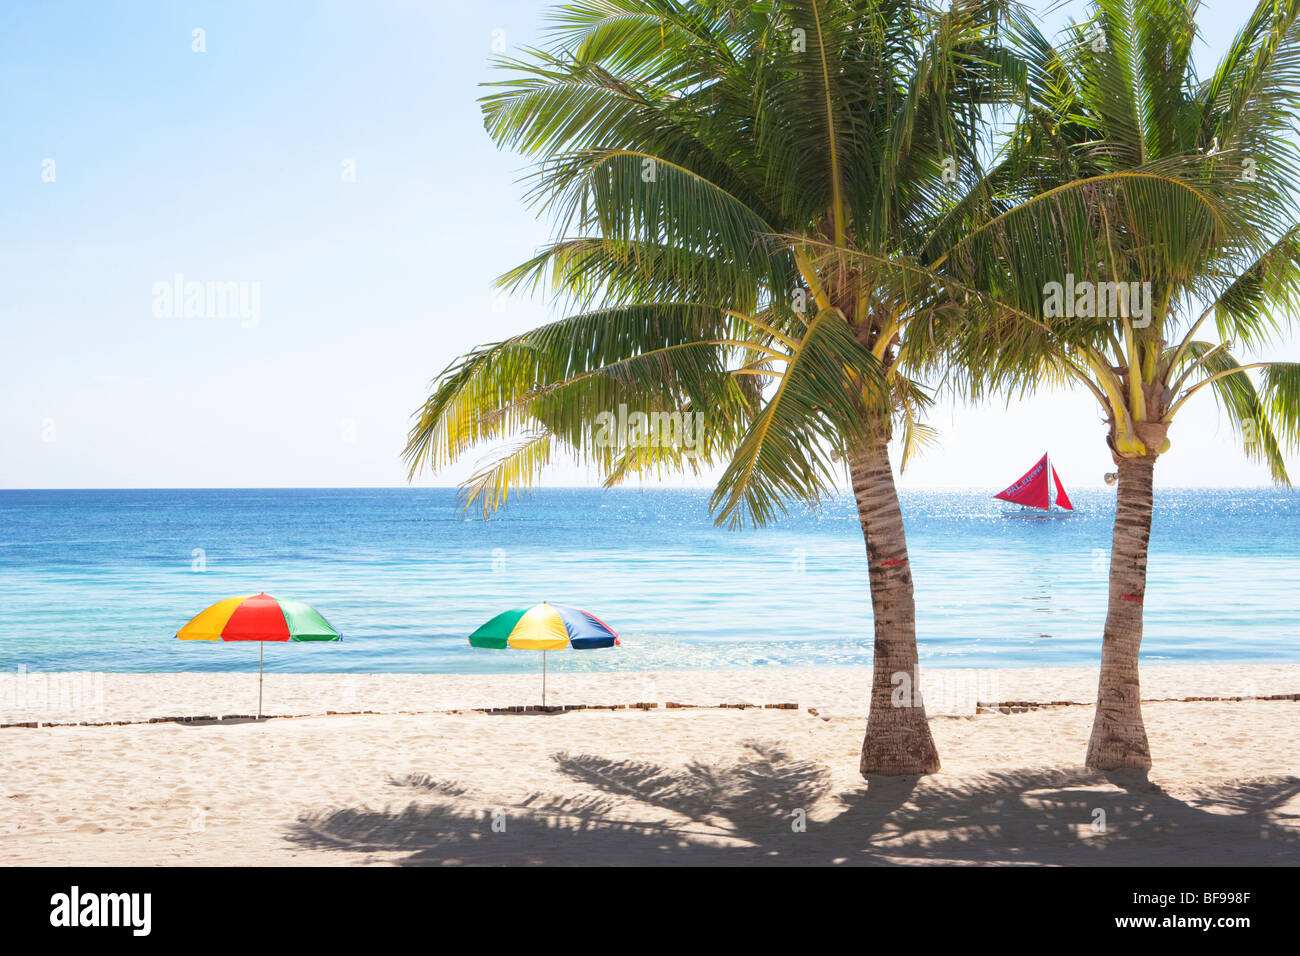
(993, 453, 1074, 513)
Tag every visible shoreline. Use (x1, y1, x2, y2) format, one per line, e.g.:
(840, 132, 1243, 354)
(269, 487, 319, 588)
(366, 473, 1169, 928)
(3, 662, 1297, 725)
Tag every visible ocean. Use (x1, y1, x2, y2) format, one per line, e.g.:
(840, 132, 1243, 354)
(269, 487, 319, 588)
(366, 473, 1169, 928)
(0, 487, 1296, 674)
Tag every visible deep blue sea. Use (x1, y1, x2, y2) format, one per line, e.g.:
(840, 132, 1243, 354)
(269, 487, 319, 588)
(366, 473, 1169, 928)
(0, 488, 1296, 674)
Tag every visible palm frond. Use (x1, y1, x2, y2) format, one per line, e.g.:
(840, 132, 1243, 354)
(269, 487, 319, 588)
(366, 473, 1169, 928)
(460, 432, 558, 518)
(1175, 343, 1291, 483)
(403, 301, 741, 478)
(711, 306, 888, 528)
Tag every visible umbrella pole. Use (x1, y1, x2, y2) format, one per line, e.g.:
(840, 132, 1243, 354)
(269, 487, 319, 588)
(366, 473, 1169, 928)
(258, 642, 263, 720)
(542, 650, 546, 708)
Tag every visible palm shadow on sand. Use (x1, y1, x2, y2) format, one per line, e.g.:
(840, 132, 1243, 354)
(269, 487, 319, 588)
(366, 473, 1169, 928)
(286, 743, 1300, 865)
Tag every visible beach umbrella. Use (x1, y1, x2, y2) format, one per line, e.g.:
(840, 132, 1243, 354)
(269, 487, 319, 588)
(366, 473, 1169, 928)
(176, 593, 341, 718)
(469, 602, 619, 707)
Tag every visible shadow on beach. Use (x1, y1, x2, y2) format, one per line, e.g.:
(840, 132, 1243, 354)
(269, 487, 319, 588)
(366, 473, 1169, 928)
(286, 743, 1300, 866)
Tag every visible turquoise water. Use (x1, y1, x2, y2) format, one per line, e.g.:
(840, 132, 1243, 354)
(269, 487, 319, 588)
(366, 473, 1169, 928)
(0, 488, 1296, 674)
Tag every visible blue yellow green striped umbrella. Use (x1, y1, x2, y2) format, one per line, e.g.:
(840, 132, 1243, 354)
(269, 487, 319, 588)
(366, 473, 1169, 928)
(469, 602, 619, 706)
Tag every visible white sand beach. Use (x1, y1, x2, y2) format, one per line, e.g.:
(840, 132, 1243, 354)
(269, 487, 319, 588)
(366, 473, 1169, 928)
(2, 664, 1297, 866)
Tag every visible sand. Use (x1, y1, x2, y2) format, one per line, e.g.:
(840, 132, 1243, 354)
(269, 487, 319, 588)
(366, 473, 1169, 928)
(1, 664, 1297, 866)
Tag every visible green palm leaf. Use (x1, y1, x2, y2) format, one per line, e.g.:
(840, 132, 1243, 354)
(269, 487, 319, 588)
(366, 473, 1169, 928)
(711, 306, 888, 527)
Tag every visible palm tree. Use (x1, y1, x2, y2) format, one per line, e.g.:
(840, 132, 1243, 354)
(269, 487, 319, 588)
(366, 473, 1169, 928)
(923, 0, 1300, 770)
(404, 0, 1022, 775)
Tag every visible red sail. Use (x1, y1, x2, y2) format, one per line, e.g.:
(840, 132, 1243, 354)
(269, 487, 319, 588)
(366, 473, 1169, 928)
(1052, 466, 1074, 511)
(993, 454, 1051, 510)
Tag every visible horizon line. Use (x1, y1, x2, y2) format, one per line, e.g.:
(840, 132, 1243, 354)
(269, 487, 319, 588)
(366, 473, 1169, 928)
(0, 484, 1291, 493)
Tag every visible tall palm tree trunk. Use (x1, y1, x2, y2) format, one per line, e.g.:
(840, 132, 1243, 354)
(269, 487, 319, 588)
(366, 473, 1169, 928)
(849, 437, 941, 776)
(1086, 455, 1157, 770)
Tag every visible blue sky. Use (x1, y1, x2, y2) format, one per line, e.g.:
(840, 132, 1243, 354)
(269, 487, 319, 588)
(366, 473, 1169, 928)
(1, 0, 1294, 490)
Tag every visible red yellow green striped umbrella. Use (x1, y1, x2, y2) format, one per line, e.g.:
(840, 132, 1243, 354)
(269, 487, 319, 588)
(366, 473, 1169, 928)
(176, 593, 341, 717)
(469, 602, 619, 706)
